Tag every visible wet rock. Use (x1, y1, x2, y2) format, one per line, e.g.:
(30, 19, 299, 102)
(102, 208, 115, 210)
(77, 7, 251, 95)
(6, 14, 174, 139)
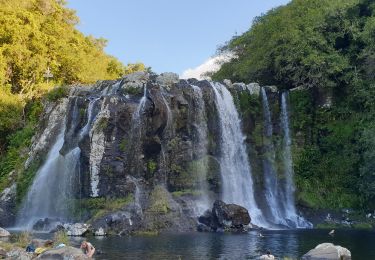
(33, 218, 62, 231)
(0, 184, 17, 227)
(213, 200, 251, 228)
(7, 247, 33, 260)
(198, 200, 251, 232)
(25, 99, 69, 168)
(301, 243, 351, 260)
(0, 227, 10, 237)
(63, 223, 91, 236)
(94, 227, 106, 236)
(37, 246, 89, 259)
(260, 253, 275, 259)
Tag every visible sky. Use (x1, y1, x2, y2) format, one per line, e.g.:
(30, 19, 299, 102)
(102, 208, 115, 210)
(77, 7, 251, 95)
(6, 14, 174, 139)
(67, 0, 290, 77)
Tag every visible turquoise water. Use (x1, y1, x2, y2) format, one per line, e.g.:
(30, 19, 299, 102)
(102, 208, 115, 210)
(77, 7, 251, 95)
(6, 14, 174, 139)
(84, 229, 375, 259)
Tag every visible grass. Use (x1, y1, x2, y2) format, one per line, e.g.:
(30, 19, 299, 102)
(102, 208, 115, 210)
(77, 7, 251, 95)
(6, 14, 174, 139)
(11, 231, 32, 248)
(79, 196, 133, 223)
(147, 186, 170, 214)
(46, 86, 69, 102)
(53, 230, 70, 246)
(133, 230, 159, 236)
(172, 189, 201, 197)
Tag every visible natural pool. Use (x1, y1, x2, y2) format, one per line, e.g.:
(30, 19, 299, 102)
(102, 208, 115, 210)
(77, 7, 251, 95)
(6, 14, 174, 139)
(72, 229, 375, 259)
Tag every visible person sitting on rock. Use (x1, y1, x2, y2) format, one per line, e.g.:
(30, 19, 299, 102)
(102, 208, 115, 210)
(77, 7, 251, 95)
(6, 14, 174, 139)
(81, 241, 95, 258)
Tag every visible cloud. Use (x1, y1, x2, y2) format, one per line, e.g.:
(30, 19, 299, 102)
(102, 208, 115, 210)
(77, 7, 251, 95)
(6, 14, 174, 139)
(181, 52, 235, 80)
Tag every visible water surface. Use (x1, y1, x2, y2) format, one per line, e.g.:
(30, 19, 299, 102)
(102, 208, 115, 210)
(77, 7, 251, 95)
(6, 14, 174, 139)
(86, 229, 375, 259)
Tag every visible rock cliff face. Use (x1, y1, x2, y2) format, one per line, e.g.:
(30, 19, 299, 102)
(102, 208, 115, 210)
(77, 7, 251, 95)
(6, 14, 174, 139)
(2, 72, 311, 232)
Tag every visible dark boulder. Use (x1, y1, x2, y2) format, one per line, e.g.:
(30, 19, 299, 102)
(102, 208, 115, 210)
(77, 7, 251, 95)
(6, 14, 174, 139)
(198, 200, 251, 232)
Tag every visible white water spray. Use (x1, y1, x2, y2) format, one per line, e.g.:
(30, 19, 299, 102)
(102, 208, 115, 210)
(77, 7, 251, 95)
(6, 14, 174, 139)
(211, 82, 266, 227)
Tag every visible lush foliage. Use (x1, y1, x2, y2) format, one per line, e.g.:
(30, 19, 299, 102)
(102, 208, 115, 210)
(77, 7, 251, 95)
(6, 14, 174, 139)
(215, 0, 375, 210)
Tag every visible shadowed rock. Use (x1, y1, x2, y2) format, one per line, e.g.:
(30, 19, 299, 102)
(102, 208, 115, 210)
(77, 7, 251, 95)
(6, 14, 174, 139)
(198, 200, 251, 232)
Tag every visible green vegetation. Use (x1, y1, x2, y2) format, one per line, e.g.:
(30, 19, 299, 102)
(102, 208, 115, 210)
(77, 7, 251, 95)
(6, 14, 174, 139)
(77, 196, 133, 222)
(133, 230, 159, 236)
(147, 186, 170, 214)
(119, 138, 128, 152)
(0, 100, 43, 201)
(171, 189, 201, 197)
(46, 86, 69, 101)
(214, 0, 375, 210)
(53, 230, 70, 246)
(147, 159, 158, 173)
(11, 231, 31, 248)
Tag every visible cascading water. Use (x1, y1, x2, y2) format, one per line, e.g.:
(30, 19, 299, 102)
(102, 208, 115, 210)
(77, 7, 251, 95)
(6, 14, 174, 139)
(16, 117, 81, 229)
(211, 82, 266, 227)
(260, 88, 285, 226)
(80, 97, 100, 140)
(280, 92, 312, 228)
(190, 85, 210, 215)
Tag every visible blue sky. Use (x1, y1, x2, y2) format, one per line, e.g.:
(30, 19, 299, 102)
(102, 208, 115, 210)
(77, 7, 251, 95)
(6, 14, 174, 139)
(67, 0, 290, 75)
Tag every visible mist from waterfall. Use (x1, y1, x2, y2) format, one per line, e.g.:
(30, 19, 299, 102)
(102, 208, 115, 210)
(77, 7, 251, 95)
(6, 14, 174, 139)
(211, 82, 266, 227)
(190, 84, 211, 215)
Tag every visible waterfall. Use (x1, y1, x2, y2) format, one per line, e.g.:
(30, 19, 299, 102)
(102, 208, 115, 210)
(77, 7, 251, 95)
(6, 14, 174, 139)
(80, 97, 100, 140)
(260, 88, 285, 226)
(211, 82, 266, 227)
(135, 85, 147, 119)
(190, 84, 210, 215)
(280, 92, 312, 228)
(16, 118, 81, 229)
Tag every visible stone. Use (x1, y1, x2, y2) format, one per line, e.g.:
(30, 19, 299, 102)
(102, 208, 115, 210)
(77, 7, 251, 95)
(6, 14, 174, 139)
(247, 83, 261, 95)
(0, 247, 7, 258)
(213, 200, 251, 228)
(0, 183, 17, 227)
(0, 227, 10, 237)
(260, 254, 275, 260)
(32, 218, 62, 231)
(94, 227, 106, 236)
(156, 72, 179, 88)
(198, 200, 251, 232)
(63, 223, 91, 236)
(301, 243, 351, 260)
(7, 247, 33, 260)
(37, 246, 89, 259)
(264, 85, 278, 92)
(122, 71, 149, 83)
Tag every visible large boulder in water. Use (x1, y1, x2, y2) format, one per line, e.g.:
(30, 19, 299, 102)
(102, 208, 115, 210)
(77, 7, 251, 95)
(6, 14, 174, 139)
(301, 243, 351, 260)
(198, 200, 251, 232)
(37, 246, 89, 259)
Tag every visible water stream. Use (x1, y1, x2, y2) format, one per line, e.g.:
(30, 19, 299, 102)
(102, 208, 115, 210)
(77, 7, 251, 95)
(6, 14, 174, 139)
(260, 88, 286, 226)
(211, 82, 266, 227)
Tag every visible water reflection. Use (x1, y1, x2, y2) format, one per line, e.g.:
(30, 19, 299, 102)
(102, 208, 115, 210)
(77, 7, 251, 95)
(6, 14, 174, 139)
(31, 229, 375, 260)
